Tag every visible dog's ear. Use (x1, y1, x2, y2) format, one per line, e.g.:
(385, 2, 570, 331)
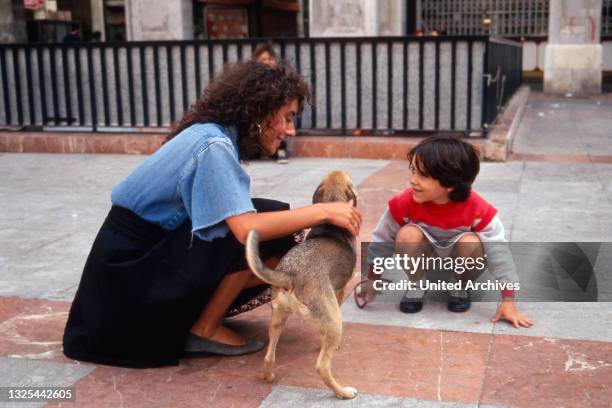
(345, 187, 357, 207)
(312, 184, 325, 203)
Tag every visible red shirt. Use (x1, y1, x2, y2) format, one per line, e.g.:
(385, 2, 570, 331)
(388, 188, 498, 233)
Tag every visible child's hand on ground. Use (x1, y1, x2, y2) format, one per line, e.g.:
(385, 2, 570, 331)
(491, 299, 533, 328)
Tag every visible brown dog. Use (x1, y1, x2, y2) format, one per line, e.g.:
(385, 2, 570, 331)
(245, 171, 358, 399)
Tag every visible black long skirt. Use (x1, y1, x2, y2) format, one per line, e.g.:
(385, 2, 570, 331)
(63, 198, 295, 368)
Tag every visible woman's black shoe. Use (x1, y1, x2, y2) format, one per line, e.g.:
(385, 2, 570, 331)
(399, 300, 423, 313)
(184, 333, 266, 356)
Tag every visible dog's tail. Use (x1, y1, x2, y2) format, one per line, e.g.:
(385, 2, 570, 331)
(245, 230, 292, 289)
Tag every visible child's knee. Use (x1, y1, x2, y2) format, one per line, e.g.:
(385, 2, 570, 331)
(457, 233, 481, 244)
(454, 233, 484, 258)
(395, 225, 425, 243)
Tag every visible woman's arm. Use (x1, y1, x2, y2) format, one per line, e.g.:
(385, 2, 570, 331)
(226, 201, 361, 244)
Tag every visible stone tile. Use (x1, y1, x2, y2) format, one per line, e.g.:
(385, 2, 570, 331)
(226, 306, 491, 403)
(521, 161, 601, 182)
(1, 233, 93, 300)
(294, 138, 351, 158)
(510, 153, 595, 163)
(260, 385, 481, 407)
(594, 164, 612, 202)
(0, 153, 144, 194)
(350, 140, 415, 160)
(0, 229, 74, 258)
(0, 156, 388, 300)
(46, 359, 272, 408)
(0, 133, 165, 154)
(510, 228, 612, 243)
(477, 192, 518, 216)
(46, 304, 488, 407)
(44, 307, 273, 407)
(292, 136, 487, 161)
(516, 180, 611, 212)
(510, 209, 612, 242)
(234, 302, 488, 402)
(357, 161, 409, 189)
(593, 163, 612, 178)
(0, 279, 78, 302)
(511, 92, 612, 158)
(492, 302, 612, 343)
(473, 179, 521, 194)
(341, 297, 499, 336)
(477, 162, 524, 182)
(480, 335, 612, 408)
(0, 357, 94, 408)
(253, 317, 491, 404)
(0, 297, 71, 362)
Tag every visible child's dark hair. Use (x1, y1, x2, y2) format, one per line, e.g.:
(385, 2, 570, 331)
(407, 135, 480, 202)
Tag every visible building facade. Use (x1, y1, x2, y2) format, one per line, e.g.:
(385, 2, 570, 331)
(0, 0, 303, 43)
(419, 0, 612, 76)
(1, 0, 610, 83)
(419, 0, 612, 38)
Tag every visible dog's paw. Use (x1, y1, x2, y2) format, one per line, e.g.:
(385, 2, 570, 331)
(261, 371, 276, 382)
(336, 386, 358, 399)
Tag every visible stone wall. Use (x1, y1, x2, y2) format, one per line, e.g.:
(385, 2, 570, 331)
(309, 0, 405, 37)
(125, 0, 193, 41)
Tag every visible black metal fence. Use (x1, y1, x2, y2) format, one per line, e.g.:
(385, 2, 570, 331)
(482, 37, 523, 126)
(0, 36, 521, 135)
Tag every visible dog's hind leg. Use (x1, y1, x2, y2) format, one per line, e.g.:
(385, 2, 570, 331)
(262, 290, 290, 382)
(304, 295, 358, 399)
(335, 289, 347, 305)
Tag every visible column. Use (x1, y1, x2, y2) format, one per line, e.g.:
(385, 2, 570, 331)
(544, 0, 602, 95)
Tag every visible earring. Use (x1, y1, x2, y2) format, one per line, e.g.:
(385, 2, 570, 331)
(255, 123, 265, 153)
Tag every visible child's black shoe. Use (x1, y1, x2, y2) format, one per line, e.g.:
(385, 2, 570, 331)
(399, 300, 423, 313)
(447, 290, 471, 312)
(399, 288, 425, 313)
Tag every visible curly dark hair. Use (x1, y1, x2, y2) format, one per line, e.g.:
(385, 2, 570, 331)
(166, 61, 310, 159)
(407, 135, 480, 202)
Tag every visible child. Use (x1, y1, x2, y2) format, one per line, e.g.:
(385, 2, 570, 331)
(363, 135, 532, 329)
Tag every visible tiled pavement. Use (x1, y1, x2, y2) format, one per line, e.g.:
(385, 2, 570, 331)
(510, 92, 612, 163)
(1, 93, 612, 407)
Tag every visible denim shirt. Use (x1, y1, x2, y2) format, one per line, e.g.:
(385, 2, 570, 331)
(111, 123, 255, 241)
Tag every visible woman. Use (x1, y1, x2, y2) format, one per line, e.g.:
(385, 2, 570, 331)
(63, 61, 362, 368)
(250, 43, 289, 164)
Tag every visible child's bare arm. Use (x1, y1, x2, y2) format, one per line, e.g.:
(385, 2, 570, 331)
(479, 216, 533, 328)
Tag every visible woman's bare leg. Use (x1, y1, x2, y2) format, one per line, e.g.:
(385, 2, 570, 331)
(190, 257, 280, 346)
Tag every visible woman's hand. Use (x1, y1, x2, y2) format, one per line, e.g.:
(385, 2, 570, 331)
(491, 299, 533, 328)
(317, 202, 362, 236)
